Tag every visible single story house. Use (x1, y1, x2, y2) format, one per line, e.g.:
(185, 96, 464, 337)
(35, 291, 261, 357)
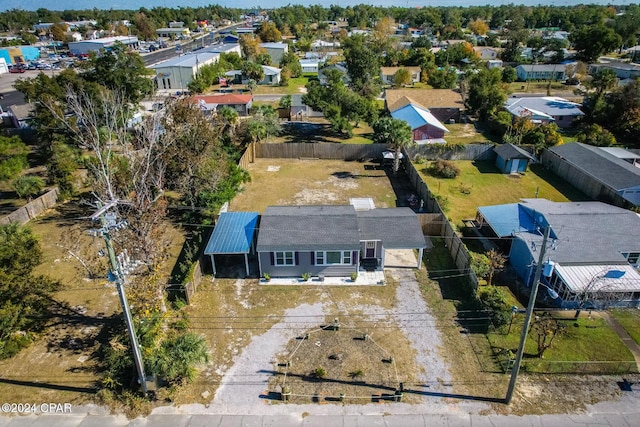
(473, 46, 500, 61)
(300, 59, 320, 73)
(290, 94, 323, 119)
(224, 65, 282, 85)
(318, 63, 349, 86)
(68, 36, 140, 55)
(256, 205, 426, 278)
(192, 93, 253, 116)
(380, 66, 421, 85)
(151, 52, 221, 91)
(494, 143, 535, 174)
(221, 34, 240, 44)
(7, 103, 34, 128)
(516, 64, 566, 81)
(384, 88, 464, 123)
(487, 59, 503, 69)
(542, 142, 640, 208)
(390, 102, 449, 144)
(259, 42, 288, 65)
(311, 40, 340, 50)
(588, 62, 640, 80)
(476, 198, 640, 309)
(504, 96, 584, 128)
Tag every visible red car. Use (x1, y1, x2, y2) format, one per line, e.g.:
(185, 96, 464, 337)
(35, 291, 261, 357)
(8, 66, 26, 73)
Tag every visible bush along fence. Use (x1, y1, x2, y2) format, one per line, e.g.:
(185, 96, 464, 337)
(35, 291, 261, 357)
(0, 187, 59, 225)
(401, 148, 479, 290)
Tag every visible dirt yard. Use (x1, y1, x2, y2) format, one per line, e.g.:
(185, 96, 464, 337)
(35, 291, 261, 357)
(230, 158, 410, 213)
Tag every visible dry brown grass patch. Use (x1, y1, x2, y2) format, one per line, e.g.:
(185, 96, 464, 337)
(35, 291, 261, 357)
(270, 321, 421, 405)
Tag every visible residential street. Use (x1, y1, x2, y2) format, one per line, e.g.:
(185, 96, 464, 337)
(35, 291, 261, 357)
(2, 392, 640, 427)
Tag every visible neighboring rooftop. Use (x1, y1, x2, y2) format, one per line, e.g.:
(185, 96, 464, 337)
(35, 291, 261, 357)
(385, 88, 464, 112)
(549, 143, 640, 191)
(390, 102, 449, 133)
(505, 96, 584, 119)
(150, 52, 220, 68)
(478, 198, 640, 264)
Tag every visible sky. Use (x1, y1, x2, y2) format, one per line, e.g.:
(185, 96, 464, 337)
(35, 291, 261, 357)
(0, 0, 634, 13)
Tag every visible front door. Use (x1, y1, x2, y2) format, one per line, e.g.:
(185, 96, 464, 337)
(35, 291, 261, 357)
(365, 241, 375, 258)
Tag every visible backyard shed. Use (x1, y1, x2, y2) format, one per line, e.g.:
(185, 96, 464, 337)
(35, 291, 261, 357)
(494, 143, 535, 174)
(204, 211, 259, 276)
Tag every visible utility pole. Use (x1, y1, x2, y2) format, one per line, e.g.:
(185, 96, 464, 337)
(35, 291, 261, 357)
(92, 203, 148, 394)
(505, 226, 550, 404)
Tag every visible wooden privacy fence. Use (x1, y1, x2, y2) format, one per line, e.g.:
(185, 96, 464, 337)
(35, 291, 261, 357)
(406, 144, 495, 161)
(239, 142, 496, 164)
(0, 187, 59, 225)
(255, 142, 391, 160)
(402, 150, 479, 289)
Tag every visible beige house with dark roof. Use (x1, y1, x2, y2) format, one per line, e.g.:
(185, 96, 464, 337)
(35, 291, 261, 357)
(380, 66, 421, 85)
(384, 88, 464, 123)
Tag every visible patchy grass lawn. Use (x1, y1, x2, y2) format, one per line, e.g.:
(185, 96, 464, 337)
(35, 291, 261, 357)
(231, 158, 397, 213)
(611, 309, 640, 345)
(507, 81, 582, 99)
(445, 123, 494, 145)
(267, 121, 374, 145)
(487, 314, 636, 374)
(253, 76, 310, 95)
(0, 201, 186, 407)
(174, 276, 403, 406)
(418, 239, 633, 414)
(270, 322, 422, 404)
(418, 161, 589, 227)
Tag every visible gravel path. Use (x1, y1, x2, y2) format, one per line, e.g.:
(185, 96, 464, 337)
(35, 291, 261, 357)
(190, 269, 489, 416)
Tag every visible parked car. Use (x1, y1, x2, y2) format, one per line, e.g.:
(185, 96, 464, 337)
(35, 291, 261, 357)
(8, 66, 25, 73)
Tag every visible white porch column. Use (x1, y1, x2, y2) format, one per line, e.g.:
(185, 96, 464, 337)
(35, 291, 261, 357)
(245, 253, 250, 276)
(211, 254, 216, 275)
(417, 248, 423, 269)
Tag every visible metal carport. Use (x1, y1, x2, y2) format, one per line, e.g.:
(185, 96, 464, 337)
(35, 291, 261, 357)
(204, 212, 259, 276)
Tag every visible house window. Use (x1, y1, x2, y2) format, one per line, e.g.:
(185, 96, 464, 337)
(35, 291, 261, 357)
(274, 251, 295, 266)
(315, 251, 352, 265)
(625, 252, 640, 266)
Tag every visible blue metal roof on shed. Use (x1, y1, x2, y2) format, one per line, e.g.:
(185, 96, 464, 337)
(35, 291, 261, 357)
(204, 212, 259, 255)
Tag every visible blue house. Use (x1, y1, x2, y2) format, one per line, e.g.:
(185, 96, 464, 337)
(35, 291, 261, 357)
(476, 199, 640, 309)
(494, 144, 535, 174)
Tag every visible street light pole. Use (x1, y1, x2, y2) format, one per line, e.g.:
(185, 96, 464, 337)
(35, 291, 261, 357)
(505, 226, 550, 404)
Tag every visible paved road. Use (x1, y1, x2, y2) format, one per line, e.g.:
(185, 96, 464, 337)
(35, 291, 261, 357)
(1, 389, 639, 427)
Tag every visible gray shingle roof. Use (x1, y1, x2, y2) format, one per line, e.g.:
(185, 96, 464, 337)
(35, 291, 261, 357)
(256, 205, 360, 252)
(518, 199, 640, 264)
(357, 208, 427, 249)
(494, 143, 535, 161)
(256, 205, 427, 252)
(549, 143, 640, 191)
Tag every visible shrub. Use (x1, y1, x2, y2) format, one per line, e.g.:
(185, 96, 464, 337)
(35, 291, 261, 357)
(12, 175, 44, 200)
(428, 159, 460, 179)
(311, 367, 327, 378)
(301, 272, 312, 281)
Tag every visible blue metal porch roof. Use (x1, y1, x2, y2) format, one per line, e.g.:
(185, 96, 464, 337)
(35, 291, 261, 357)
(477, 203, 536, 237)
(204, 212, 259, 255)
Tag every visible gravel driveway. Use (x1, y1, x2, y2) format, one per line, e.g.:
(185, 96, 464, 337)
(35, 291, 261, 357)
(203, 269, 488, 416)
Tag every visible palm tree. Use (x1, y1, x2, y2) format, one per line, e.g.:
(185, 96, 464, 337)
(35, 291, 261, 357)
(218, 106, 239, 138)
(373, 117, 414, 173)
